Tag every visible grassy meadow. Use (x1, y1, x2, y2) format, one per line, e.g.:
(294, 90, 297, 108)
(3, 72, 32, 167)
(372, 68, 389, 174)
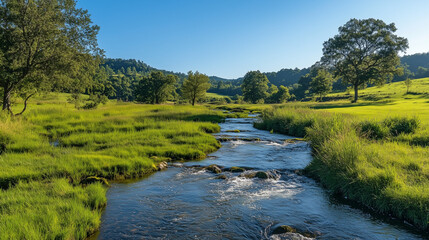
(254, 77, 429, 230)
(0, 95, 228, 239)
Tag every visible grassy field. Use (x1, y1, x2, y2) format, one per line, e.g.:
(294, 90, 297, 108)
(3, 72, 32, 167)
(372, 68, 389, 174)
(0, 95, 228, 239)
(316, 77, 429, 121)
(205, 92, 229, 98)
(254, 78, 429, 231)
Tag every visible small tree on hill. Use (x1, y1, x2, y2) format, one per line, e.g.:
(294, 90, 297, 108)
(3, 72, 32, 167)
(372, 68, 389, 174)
(404, 78, 412, 94)
(241, 71, 269, 103)
(322, 18, 408, 103)
(310, 69, 334, 101)
(181, 71, 210, 106)
(135, 71, 177, 104)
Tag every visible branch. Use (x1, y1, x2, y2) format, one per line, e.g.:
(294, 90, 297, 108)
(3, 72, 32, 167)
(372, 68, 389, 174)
(14, 93, 35, 116)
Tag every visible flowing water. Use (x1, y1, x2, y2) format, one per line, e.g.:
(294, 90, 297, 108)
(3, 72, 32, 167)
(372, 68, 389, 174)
(96, 117, 426, 239)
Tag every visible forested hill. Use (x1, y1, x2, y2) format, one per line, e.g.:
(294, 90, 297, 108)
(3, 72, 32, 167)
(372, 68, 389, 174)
(100, 52, 429, 99)
(264, 68, 310, 87)
(101, 58, 187, 80)
(400, 52, 429, 76)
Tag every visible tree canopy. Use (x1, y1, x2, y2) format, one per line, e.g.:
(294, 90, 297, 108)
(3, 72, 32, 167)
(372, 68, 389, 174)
(134, 71, 177, 104)
(0, 0, 102, 114)
(181, 71, 210, 106)
(241, 71, 269, 103)
(322, 18, 408, 102)
(266, 85, 291, 103)
(310, 69, 334, 101)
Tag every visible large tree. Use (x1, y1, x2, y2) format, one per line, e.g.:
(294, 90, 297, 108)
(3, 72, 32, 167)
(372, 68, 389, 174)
(241, 70, 269, 103)
(134, 71, 177, 104)
(310, 69, 334, 101)
(181, 71, 210, 106)
(321, 18, 408, 102)
(0, 0, 102, 115)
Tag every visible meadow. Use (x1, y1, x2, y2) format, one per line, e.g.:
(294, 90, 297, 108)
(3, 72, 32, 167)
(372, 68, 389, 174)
(0, 95, 227, 239)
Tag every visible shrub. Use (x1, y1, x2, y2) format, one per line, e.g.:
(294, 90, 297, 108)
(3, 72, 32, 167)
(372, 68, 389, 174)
(358, 120, 390, 140)
(383, 116, 420, 136)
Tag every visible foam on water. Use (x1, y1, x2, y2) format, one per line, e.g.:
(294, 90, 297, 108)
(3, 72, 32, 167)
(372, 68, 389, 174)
(214, 175, 302, 203)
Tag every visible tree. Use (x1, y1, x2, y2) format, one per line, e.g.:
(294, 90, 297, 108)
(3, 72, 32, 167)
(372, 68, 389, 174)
(181, 71, 210, 106)
(0, 0, 101, 115)
(310, 69, 334, 101)
(241, 71, 269, 103)
(82, 66, 116, 109)
(266, 85, 291, 103)
(416, 66, 429, 78)
(404, 78, 412, 94)
(321, 18, 408, 102)
(268, 84, 279, 95)
(134, 71, 177, 104)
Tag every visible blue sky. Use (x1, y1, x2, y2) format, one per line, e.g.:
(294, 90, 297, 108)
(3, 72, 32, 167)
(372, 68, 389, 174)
(77, 0, 429, 79)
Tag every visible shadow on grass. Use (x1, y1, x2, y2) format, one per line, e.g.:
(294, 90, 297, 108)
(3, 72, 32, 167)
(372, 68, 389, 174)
(311, 100, 395, 110)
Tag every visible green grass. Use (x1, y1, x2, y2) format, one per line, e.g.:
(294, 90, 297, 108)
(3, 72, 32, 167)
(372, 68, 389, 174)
(205, 92, 230, 98)
(0, 179, 106, 240)
(308, 78, 429, 122)
(0, 95, 226, 239)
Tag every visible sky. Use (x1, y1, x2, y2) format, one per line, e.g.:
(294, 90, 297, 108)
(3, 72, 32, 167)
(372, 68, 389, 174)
(77, 0, 429, 79)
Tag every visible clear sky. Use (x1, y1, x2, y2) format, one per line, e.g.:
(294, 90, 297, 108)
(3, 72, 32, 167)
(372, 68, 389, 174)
(77, 0, 429, 79)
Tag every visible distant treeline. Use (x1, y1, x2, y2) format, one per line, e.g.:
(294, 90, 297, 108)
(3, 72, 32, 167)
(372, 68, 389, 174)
(208, 52, 429, 99)
(98, 58, 187, 102)
(96, 52, 429, 103)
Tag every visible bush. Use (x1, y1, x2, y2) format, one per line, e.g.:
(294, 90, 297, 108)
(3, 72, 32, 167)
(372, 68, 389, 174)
(383, 117, 420, 136)
(358, 120, 390, 140)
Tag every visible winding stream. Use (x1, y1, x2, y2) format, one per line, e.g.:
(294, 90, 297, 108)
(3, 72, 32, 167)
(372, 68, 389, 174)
(96, 117, 425, 239)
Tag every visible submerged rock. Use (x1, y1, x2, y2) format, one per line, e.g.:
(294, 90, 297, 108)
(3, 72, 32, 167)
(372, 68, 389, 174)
(157, 161, 168, 171)
(229, 167, 246, 172)
(272, 225, 319, 239)
(240, 172, 257, 179)
(270, 232, 314, 240)
(80, 176, 109, 186)
(206, 164, 222, 174)
(273, 225, 297, 234)
(215, 174, 228, 180)
(255, 171, 270, 179)
(239, 170, 280, 180)
(170, 163, 184, 168)
(284, 138, 305, 144)
(225, 129, 241, 133)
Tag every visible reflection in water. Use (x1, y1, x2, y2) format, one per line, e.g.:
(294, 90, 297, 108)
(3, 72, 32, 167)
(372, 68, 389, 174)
(96, 118, 425, 240)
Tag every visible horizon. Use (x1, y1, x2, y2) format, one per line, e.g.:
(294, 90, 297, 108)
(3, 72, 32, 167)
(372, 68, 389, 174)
(77, 0, 429, 79)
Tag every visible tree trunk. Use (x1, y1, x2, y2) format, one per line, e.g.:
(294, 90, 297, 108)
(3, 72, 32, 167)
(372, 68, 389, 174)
(192, 97, 195, 106)
(2, 86, 11, 112)
(353, 85, 359, 103)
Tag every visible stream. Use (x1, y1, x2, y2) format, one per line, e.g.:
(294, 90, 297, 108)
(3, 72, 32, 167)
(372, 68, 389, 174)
(96, 117, 426, 239)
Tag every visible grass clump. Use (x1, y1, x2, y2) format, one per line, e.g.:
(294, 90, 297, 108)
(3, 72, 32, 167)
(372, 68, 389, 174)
(383, 116, 420, 137)
(0, 179, 106, 240)
(358, 120, 390, 140)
